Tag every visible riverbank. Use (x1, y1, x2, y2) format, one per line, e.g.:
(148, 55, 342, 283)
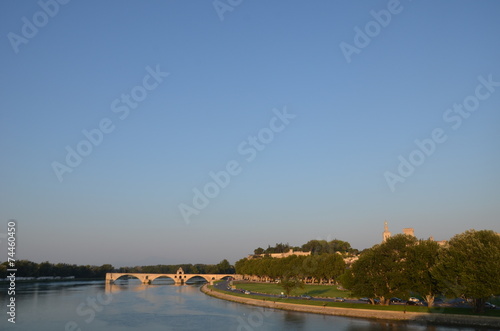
(201, 284, 500, 328)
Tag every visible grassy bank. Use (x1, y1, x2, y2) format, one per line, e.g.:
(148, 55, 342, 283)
(234, 282, 351, 298)
(220, 283, 500, 317)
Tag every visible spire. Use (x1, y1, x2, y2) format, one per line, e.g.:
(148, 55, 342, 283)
(382, 220, 391, 242)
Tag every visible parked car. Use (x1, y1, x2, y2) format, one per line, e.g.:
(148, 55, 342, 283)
(244, 290, 250, 295)
(333, 297, 345, 302)
(390, 297, 403, 303)
(278, 294, 287, 298)
(300, 295, 312, 300)
(485, 302, 497, 309)
(359, 297, 370, 302)
(368, 299, 380, 305)
(408, 297, 420, 303)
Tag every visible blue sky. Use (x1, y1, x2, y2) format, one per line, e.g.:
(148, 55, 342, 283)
(1, 0, 499, 267)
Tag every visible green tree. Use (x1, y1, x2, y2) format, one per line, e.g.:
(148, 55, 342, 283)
(301, 240, 329, 254)
(328, 239, 353, 254)
(254, 247, 264, 255)
(301, 239, 355, 255)
(264, 242, 291, 254)
(279, 276, 304, 296)
(433, 229, 500, 313)
(38, 261, 54, 277)
(235, 258, 248, 275)
(97, 264, 115, 278)
(54, 263, 74, 277)
(320, 254, 346, 284)
(342, 234, 417, 305)
(216, 259, 234, 274)
(16, 260, 38, 277)
(0, 263, 7, 279)
(408, 239, 441, 307)
(341, 249, 385, 304)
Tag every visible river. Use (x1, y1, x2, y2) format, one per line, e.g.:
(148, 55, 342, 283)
(0, 280, 496, 330)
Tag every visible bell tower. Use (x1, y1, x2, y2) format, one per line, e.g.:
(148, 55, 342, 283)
(382, 220, 391, 242)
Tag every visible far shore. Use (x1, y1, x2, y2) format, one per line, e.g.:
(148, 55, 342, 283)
(0, 278, 102, 284)
(201, 284, 500, 328)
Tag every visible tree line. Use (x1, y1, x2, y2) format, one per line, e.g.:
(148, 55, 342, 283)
(340, 229, 500, 313)
(235, 253, 346, 285)
(0, 259, 235, 279)
(0, 261, 114, 279)
(239, 238, 359, 286)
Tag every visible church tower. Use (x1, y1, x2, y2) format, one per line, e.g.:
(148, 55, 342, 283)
(382, 221, 391, 242)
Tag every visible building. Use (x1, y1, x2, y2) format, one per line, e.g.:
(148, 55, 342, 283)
(382, 221, 391, 242)
(247, 249, 311, 259)
(247, 248, 360, 265)
(382, 221, 447, 246)
(403, 228, 415, 237)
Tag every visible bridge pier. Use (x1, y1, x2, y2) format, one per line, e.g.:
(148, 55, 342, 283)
(142, 275, 152, 284)
(105, 273, 114, 284)
(174, 267, 186, 285)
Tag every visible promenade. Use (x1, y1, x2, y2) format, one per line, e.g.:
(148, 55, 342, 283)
(201, 284, 500, 328)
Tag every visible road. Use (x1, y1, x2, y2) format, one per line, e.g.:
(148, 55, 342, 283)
(213, 280, 380, 305)
(212, 280, 496, 309)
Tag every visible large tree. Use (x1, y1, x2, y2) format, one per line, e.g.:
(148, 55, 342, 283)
(216, 259, 234, 274)
(254, 247, 264, 255)
(433, 229, 500, 313)
(279, 275, 304, 296)
(317, 254, 346, 284)
(408, 239, 441, 307)
(341, 234, 417, 305)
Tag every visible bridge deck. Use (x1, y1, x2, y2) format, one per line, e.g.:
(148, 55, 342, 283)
(105, 271, 241, 285)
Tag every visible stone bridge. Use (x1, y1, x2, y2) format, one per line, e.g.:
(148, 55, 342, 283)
(106, 268, 241, 285)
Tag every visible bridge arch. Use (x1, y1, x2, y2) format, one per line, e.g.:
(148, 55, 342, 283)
(110, 273, 149, 284)
(150, 275, 175, 283)
(115, 274, 140, 281)
(219, 275, 233, 281)
(185, 274, 235, 284)
(184, 275, 209, 283)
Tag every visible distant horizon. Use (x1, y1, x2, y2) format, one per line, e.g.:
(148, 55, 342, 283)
(8, 224, 496, 268)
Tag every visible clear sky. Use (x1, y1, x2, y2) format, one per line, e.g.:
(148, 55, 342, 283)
(1, 0, 499, 267)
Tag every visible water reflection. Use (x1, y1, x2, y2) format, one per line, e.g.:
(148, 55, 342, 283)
(282, 311, 306, 329)
(0, 281, 496, 331)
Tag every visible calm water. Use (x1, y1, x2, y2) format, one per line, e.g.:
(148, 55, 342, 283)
(0, 280, 495, 331)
